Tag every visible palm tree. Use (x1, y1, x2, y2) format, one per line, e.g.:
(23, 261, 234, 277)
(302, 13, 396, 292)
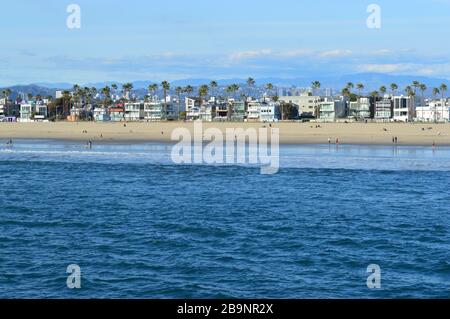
(412, 81, 420, 94)
(72, 84, 81, 107)
(439, 83, 447, 122)
(405, 86, 415, 122)
(390, 83, 398, 97)
(199, 85, 209, 105)
(379, 86, 387, 95)
(184, 85, 193, 96)
(370, 91, 379, 99)
(148, 84, 158, 101)
(440, 83, 447, 100)
(265, 83, 274, 101)
(346, 82, 354, 92)
(2, 88, 11, 106)
(122, 83, 133, 101)
(418, 84, 427, 120)
(226, 84, 239, 120)
(62, 90, 72, 118)
(174, 86, 183, 119)
(101, 86, 111, 107)
(161, 81, 170, 119)
(341, 87, 350, 97)
(356, 83, 364, 97)
(247, 77, 255, 98)
(111, 84, 118, 100)
(432, 87, 440, 122)
(209, 81, 218, 99)
(311, 81, 321, 96)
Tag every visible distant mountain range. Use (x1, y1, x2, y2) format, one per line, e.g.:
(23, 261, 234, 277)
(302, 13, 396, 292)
(2, 73, 448, 99)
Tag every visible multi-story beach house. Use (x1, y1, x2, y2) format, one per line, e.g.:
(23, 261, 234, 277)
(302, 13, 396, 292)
(124, 102, 144, 121)
(144, 101, 164, 121)
(230, 100, 246, 121)
(260, 102, 279, 122)
(318, 98, 347, 121)
(348, 97, 373, 119)
(185, 97, 201, 114)
(279, 94, 322, 117)
(214, 101, 229, 121)
(416, 100, 449, 122)
(374, 97, 393, 120)
(34, 101, 48, 121)
(19, 103, 33, 122)
(110, 107, 124, 122)
(93, 107, 111, 122)
(393, 96, 413, 122)
(247, 101, 261, 121)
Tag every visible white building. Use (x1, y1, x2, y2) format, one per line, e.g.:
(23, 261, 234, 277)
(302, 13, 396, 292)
(375, 97, 392, 120)
(318, 98, 347, 121)
(19, 103, 33, 122)
(393, 96, 413, 122)
(260, 103, 279, 122)
(348, 97, 372, 119)
(247, 101, 261, 121)
(124, 102, 144, 121)
(34, 102, 48, 121)
(416, 100, 449, 122)
(144, 102, 164, 121)
(93, 107, 111, 122)
(279, 94, 322, 117)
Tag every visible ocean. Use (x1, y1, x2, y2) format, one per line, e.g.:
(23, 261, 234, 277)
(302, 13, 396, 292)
(0, 140, 449, 298)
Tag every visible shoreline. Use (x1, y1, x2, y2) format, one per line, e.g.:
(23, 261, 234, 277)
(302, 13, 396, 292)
(1, 121, 449, 146)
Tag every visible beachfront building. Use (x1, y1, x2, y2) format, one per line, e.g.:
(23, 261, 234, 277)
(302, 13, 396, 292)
(185, 97, 201, 121)
(185, 97, 201, 114)
(110, 107, 124, 122)
(260, 102, 279, 122)
(230, 100, 246, 121)
(247, 101, 261, 121)
(279, 94, 322, 117)
(416, 101, 449, 122)
(124, 102, 144, 121)
(348, 97, 373, 119)
(34, 101, 48, 121)
(214, 101, 229, 121)
(318, 99, 347, 121)
(374, 97, 393, 120)
(393, 96, 413, 122)
(144, 101, 164, 121)
(19, 103, 34, 122)
(93, 107, 111, 122)
(199, 103, 214, 121)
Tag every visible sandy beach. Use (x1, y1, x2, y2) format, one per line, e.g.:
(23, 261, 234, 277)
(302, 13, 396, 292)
(0, 121, 449, 145)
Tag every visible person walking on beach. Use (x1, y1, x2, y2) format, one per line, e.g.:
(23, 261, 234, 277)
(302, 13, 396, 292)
(395, 137, 398, 144)
(328, 138, 331, 144)
(336, 138, 339, 145)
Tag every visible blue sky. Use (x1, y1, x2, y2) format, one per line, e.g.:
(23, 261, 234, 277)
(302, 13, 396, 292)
(1, 0, 450, 85)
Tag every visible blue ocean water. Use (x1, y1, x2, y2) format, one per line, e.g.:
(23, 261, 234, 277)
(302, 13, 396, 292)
(0, 140, 449, 298)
